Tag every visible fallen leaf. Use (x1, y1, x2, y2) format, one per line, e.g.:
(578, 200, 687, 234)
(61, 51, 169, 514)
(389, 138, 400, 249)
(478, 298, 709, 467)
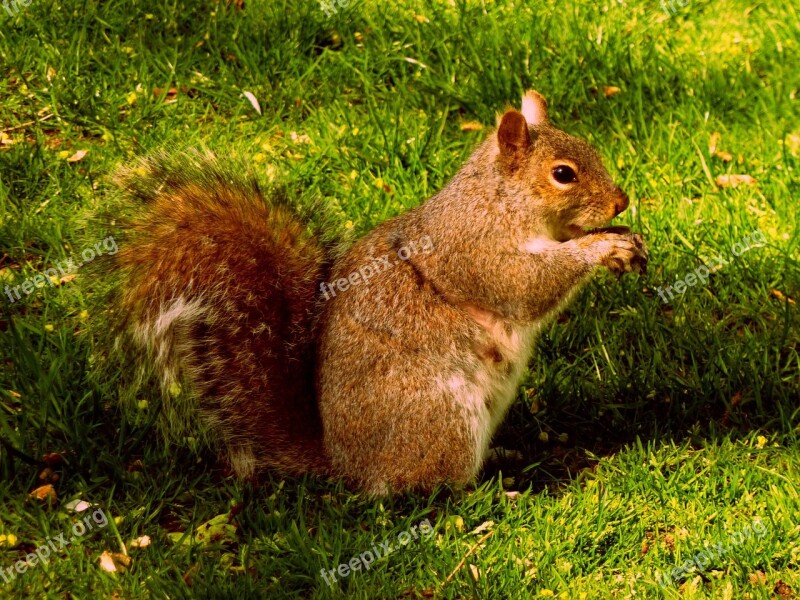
(129, 535, 151, 549)
(29, 484, 57, 505)
(716, 174, 756, 188)
(716, 151, 733, 162)
(42, 452, 64, 466)
(641, 540, 650, 555)
(65, 499, 92, 512)
(471, 521, 494, 535)
(66, 150, 88, 163)
(153, 87, 179, 102)
(709, 132, 721, 155)
(748, 570, 766, 586)
(8, 390, 22, 399)
(664, 533, 675, 551)
(38, 467, 60, 484)
(413, 13, 430, 23)
(98, 551, 131, 573)
(774, 580, 793, 599)
(98, 551, 117, 573)
(242, 91, 261, 115)
(460, 121, 483, 132)
(468, 564, 480, 582)
(603, 86, 622, 97)
(59, 274, 78, 286)
(0, 132, 18, 146)
(771, 289, 796, 304)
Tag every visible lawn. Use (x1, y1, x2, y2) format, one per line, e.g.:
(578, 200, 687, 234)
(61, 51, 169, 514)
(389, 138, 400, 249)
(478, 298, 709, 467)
(1, 0, 799, 597)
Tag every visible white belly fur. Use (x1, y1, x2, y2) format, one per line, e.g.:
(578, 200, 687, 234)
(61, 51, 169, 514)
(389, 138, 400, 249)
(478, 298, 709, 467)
(440, 318, 540, 477)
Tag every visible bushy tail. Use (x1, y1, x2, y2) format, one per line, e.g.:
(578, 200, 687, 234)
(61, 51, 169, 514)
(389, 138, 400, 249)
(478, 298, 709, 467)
(96, 151, 331, 479)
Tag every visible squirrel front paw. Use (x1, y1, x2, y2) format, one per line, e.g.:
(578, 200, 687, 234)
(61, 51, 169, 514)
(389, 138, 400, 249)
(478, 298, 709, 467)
(586, 228, 649, 276)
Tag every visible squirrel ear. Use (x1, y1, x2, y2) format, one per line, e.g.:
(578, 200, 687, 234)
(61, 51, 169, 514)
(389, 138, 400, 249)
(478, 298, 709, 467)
(497, 110, 531, 169)
(521, 90, 548, 125)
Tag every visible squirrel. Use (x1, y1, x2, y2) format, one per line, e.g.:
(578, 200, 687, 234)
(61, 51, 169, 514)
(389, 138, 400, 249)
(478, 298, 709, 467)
(102, 90, 647, 496)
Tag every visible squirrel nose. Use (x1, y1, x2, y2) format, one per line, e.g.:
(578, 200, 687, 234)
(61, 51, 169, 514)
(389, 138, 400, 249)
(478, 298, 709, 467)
(613, 191, 629, 217)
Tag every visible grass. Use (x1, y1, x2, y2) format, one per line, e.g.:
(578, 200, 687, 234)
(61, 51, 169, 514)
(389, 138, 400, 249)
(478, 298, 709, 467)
(1, 0, 799, 597)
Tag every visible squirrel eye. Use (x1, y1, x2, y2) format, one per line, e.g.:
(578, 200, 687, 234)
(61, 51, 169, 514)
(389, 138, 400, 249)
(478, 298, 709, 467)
(552, 165, 577, 184)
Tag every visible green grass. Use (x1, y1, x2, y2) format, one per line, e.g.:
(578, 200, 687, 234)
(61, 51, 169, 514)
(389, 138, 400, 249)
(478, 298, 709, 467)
(1, 0, 799, 597)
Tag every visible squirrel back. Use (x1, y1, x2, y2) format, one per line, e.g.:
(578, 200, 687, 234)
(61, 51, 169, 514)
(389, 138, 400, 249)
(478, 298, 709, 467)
(103, 152, 330, 478)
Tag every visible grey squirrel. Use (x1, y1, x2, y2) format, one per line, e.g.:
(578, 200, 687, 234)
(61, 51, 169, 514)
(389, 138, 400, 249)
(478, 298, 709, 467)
(102, 90, 647, 495)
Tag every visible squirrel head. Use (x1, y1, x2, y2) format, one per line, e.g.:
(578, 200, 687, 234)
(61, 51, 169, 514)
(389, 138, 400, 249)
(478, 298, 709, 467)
(496, 90, 629, 242)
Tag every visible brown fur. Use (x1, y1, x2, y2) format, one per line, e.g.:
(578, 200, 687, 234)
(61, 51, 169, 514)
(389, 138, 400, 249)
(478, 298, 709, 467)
(110, 91, 647, 494)
(113, 169, 330, 478)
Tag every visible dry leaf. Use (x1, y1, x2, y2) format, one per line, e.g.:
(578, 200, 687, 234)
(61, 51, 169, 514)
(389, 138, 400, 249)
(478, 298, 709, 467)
(242, 91, 261, 115)
(468, 564, 480, 582)
(38, 467, 60, 484)
(42, 452, 64, 465)
(0, 132, 17, 146)
(716, 151, 733, 162)
(99, 551, 117, 572)
(29, 484, 57, 504)
(98, 551, 130, 573)
(748, 570, 767, 586)
(413, 13, 430, 23)
(603, 86, 622, 97)
(129, 535, 151, 549)
(66, 150, 88, 163)
(153, 87, 179, 102)
(58, 273, 78, 285)
(460, 121, 483, 132)
(716, 174, 756, 188)
(65, 499, 92, 512)
(770, 290, 796, 304)
(664, 533, 675, 551)
(709, 132, 721, 155)
(8, 390, 22, 399)
(774, 580, 793, 599)
(471, 521, 494, 535)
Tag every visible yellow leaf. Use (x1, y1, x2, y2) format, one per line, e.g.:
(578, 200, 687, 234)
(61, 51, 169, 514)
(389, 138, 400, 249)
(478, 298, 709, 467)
(603, 86, 621, 97)
(66, 150, 88, 163)
(709, 131, 721, 155)
(44, 324, 54, 332)
(460, 121, 483, 132)
(0, 534, 18, 547)
(129, 535, 151, 549)
(126, 91, 138, 105)
(716, 174, 756, 188)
